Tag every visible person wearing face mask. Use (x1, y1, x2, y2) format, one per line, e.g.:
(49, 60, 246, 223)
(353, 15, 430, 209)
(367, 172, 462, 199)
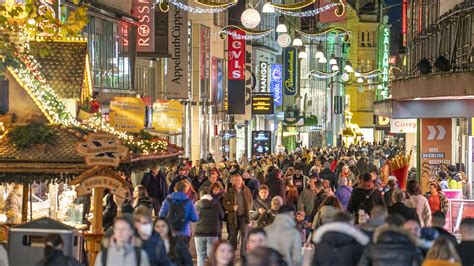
(134, 207, 171, 266)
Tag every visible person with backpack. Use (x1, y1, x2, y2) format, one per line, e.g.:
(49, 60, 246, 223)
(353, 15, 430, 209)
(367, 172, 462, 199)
(194, 189, 225, 266)
(134, 207, 171, 266)
(95, 216, 150, 266)
(347, 173, 385, 224)
(159, 181, 198, 246)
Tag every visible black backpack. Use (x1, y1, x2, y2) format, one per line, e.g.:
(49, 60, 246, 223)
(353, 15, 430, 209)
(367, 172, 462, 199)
(101, 246, 141, 266)
(166, 198, 189, 231)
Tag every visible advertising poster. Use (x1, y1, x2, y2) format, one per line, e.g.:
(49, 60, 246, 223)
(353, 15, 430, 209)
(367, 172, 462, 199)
(152, 100, 183, 132)
(110, 97, 146, 133)
(133, 0, 154, 52)
(270, 64, 283, 107)
(235, 40, 252, 121)
(421, 118, 452, 192)
(283, 47, 297, 96)
(167, 2, 188, 99)
(252, 131, 271, 157)
(200, 25, 211, 99)
(227, 29, 246, 114)
(217, 59, 224, 105)
(211, 57, 218, 105)
(252, 93, 274, 115)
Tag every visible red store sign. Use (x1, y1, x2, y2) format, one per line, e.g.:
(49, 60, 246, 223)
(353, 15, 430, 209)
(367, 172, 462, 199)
(133, 0, 155, 53)
(228, 30, 245, 80)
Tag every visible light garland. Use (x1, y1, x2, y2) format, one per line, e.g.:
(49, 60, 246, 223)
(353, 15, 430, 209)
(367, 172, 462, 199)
(168, 0, 236, 13)
(219, 25, 273, 40)
(306, 70, 339, 79)
(297, 27, 351, 43)
(359, 69, 383, 78)
(269, 0, 315, 10)
(277, 3, 338, 17)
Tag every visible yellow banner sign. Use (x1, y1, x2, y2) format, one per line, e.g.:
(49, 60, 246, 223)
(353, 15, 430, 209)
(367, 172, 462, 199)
(110, 97, 145, 133)
(152, 100, 183, 132)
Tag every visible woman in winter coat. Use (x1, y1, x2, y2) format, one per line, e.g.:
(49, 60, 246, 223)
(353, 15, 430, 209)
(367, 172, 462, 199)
(312, 213, 370, 266)
(102, 191, 117, 230)
(407, 179, 432, 227)
(335, 177, 352, 209)
(95, 217, 150, 266)
(249, 185, 272, 228)
(424, 182, 449, 215)
(154, 218, 193, 266)
(36, 233, 81, 266)
(358, 224, 424, 266)
(422, 238, 461, 266)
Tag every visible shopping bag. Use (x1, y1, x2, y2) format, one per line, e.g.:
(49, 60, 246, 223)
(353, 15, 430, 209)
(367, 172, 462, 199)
(302, 244, 315, 266)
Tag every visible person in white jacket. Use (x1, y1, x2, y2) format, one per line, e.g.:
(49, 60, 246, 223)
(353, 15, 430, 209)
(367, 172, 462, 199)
(406, 180, 432, 227)
(264, 204, 302, 266)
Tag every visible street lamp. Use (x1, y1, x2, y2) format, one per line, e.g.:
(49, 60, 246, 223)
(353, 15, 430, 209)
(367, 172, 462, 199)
(292, 36, 303, 46)
(329, 54, 337, 65)
(331, 64, 339, 71)
(276, 21, 287, 33)
(357, 77, 364, 83)
(262, 2, 275, 13)
(298, 50, 307, 59)
(315, 42, 324, 59)
(319, 56, 327, 64)
(344, 61, 353, 73)
(354, 71, 361, 77)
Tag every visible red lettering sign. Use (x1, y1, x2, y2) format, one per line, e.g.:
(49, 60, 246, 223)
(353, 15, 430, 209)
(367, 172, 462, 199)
(133, 0, 155, 53)
(228, 30, 245, 80)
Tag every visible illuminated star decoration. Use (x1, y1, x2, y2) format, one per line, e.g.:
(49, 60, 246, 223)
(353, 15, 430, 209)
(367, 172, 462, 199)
(163, 0, 237, 14)
(219, 25, 274, 40)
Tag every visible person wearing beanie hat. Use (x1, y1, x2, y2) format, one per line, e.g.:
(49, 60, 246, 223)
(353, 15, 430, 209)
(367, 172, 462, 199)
(257, 196, 283, 228)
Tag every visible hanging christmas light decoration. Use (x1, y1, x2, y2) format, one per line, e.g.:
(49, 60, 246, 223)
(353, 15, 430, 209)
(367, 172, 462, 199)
(277, 33, 292, 48)
(269, 0, 316, 10)
(307, 70, 339, 79)
(359, 69, 383, 78)
(167, 0, 237, 14)
(277, 3, 338, 17)
(219, 25, 273, 40)
(296, 27, 351, 43)
(241, 8, 261, 29)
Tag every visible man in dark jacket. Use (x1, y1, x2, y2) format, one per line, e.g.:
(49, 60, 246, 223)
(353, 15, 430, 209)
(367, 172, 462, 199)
(194, 189, 224, 266)
(312, 212, 369, 266)
(264, 168, 286, 203)
(223, 174, 253, 257)
(431, 211, 458, 246)
(319, 162, 337, 191)
(134, 207, 171, 266)
(358, 224, 423, 266)
(347, 173, 384, 224)
(141, 166, 168, 216)
(457, 218, 474, 266)
(388, 189, 419, 222)
(168, 165, 192, 193)
(310, 181, 328, 220)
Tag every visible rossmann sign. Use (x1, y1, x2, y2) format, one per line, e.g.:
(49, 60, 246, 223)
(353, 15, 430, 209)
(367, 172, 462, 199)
(133, 0, 155, 53)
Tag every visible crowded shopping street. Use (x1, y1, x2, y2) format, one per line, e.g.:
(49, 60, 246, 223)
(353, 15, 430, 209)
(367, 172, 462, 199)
(0, 0, 474, 265)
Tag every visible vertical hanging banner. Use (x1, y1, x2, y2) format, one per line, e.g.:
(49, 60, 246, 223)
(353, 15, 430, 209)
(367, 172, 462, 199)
(283, 47, 297, 96)
(200, 25, 211, 99)
(133, 0, 155, 52)
(167, 3, 188, 99)
(217, 59, 224, 106)
(270, 64, 283, 107)
(421, 118, 452, 193)
(241, 40, 253, 120)
(227, 30, 246, 115)
(258, 62, 268, 93)
(211, 57, 218, 105)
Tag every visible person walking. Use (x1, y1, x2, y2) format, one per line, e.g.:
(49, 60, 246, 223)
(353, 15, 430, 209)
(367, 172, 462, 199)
(335, 177, 352, 209)
(264, 204, 302, 266)
(456, 218, 474, 266)
(249, 185, 272, 228)
(347, 173, 384, 224)
(133, 207, 171, 266)
(95, 217, 150, 266)
(297, 178, 317, 219)
(407, 179, 432, 227)
(141, 166, 168, 216)
(388, 189, 419, 222)
(430, 211, 458, 246)
(424, 182, 449, 215)
(194, 189, 225, 266)
(35, 233, 81, 266)
(383, 177, 397, 207)
(169, 166, 192, 194)
(223, 174, 253, 257)
(422, 238, 461, 266)
(153, 218, 192, 266)
(159, 181, 198, 246)
(265, 168, 286, 203)
(319, 162, 337, 191)
(209, 240, 235, 266)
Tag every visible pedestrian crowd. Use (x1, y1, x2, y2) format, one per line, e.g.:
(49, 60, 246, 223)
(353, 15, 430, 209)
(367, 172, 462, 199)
(14, 142, 474, 266)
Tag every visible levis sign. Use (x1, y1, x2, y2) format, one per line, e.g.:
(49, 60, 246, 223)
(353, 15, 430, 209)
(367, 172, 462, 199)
(133, 0, 155, 53)
(228, 30, 245, 80)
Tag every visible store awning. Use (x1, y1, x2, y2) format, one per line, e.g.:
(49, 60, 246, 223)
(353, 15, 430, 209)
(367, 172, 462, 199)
(374, 98, 474, 118)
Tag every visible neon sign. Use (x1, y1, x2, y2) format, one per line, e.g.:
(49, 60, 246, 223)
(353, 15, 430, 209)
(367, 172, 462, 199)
(379, 26, 390, 99)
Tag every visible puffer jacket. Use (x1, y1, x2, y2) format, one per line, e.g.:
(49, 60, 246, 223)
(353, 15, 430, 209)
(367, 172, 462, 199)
(312, 222, 369, 266)
(358, 224, 423, 266)
(158, 192, 199, 237)
(194, 196, 224, 237)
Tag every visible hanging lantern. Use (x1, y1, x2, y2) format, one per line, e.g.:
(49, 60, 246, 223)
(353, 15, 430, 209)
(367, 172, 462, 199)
(277, 33, 291, 47)
(241, 8, 261, 29)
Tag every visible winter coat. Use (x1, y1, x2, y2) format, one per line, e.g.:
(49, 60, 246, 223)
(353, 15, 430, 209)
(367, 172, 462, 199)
(194, 196, 224, 237)
(258, 209, 278, 228)
(223, 186, 253, 229)
(35, 250, 82, 266)
(102, 194, 117, 230)
(168, 175, 192, 194)
(134, 196, 152, 209)
(409, 194, 432, 227)
(249, 197, 271, 222)
(264, 214, 303, 266)
(319, 168, 337, 191)
(141, 171, 168, 201)
(141, 232, 171, 266)
(424, 191, 449, 214)
(422, 259, 461, 266)
(265, 175, 286, 203)
(169, 238, 193, 266)
(158, 192, 199, 237)
(244, 178, 260, 199)
(310, 190, 329, 219)
(5, 191, 22, 224)
(297, 188, 316, 217)
(312, 222, 369, 266)
(358, 224, 423, 266)
(388, 202, 419, 222)
(95, 238, 150, 266)
(335, 185, 352, 209)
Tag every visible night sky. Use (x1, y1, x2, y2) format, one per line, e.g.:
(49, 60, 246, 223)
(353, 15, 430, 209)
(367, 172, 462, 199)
(385, 0, 403, 54)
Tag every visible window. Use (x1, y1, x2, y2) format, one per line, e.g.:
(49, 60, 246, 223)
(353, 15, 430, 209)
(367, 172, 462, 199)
(85, 16, 132, 90)
(360, 32, 366, 47)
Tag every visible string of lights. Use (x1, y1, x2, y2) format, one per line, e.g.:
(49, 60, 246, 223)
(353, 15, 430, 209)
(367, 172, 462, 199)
(219, 26, 274, 40)
(167, 0, 236, 14)
(307, 70, 339, 79)
(277, 3, 338, 17)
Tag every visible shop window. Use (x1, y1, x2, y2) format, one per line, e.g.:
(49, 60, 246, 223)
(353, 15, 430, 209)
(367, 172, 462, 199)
(85, 16, 132, 91)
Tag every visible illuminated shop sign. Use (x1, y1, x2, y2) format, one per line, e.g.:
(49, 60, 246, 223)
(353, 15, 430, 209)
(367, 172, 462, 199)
(133, 0, 155, 52)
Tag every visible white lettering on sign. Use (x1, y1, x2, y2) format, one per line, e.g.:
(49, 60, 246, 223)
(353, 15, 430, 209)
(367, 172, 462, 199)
(259, 62, 268, 93)
(390, 118, 417, 133)
(133, 0, 154, 52)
